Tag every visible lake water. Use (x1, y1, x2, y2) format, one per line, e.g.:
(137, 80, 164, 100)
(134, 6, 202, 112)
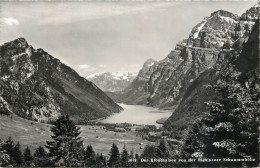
(100, 104, 173, 126)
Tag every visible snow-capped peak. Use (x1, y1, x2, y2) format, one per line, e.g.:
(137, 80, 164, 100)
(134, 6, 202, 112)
(147, 62, 155, 67)
(112, 72, 128, 81)
(86, 72, 138, 92)
(193, 19, 207, 39)
(87, 72, 138, 82)
(217, 15, 238, 25)
(86, 72, 105, 79)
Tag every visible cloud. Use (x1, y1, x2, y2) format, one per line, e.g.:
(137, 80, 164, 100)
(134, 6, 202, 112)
(1, 17, 19, 26)
(129, 64, 141, 68)
(77, 64, 91, 69)
(37, 2, 181, 25)
(117, 63, 141, 73)
(75, 64, 97, 76)
(99, 64, 107, 68)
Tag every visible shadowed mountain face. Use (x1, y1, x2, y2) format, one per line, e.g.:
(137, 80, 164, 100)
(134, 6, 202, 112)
(109, 5, 258, 110)
(0, 38, 122, 122)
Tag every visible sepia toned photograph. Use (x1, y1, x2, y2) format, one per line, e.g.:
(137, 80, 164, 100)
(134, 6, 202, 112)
(0, 0, 259, 167)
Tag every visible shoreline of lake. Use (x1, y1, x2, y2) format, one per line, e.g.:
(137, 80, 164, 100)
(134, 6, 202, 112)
(99, 103, 173, 126)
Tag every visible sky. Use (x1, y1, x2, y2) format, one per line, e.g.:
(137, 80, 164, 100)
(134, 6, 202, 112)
(0, 0, 257, 76)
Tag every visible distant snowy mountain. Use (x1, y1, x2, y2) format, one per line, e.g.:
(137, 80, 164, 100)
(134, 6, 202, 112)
(106, 58, 158, 105)
(86, 72, 138, 92)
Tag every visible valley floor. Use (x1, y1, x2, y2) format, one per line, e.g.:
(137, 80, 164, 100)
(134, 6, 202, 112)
(0, 114, 153, 156)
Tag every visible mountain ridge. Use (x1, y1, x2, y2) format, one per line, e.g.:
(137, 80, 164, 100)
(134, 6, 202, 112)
(0, 38, 122, 122)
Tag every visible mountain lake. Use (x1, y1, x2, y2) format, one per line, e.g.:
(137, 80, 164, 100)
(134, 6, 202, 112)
(100, 104, 173, 126)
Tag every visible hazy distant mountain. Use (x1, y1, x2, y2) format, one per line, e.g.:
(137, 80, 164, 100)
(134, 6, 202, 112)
(0, 38, 122, 122)
(86, 72, 138, 92)
(106, 58, 158, 105)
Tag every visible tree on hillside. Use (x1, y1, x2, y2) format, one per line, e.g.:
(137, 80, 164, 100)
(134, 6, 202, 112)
(84, 145, 96, 167)
(135, 153, 141, 167)
(12, 142, 24, 166)
(0, 139, 10, 167)
(95, 153, 101, 167)
(141, 145, 157, 158)
(34, 146, 49, 167)
(23, 147, 34, 166)
(1, 137, 14, 165)
(45, 114, 84, 167)
(207, 81, 258, 158)
(121, 144, 129, 167)
(95, 153, 107, 167)
(100, 153, 107, 167)
(183, 78, 259, 166)
(108, 144, 121, 167)
(156, 140, 170, 158)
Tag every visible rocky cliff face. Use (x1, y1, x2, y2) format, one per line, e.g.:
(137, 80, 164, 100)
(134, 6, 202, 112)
(112, 5, 258, 110)
(188, 10, 239, 49)
(164, 17, 259, 140)
(86, 72, 137, 92)
(177, 19, 259, 163)
(147, 47, 219, 108)
(0, 38, 122, 122)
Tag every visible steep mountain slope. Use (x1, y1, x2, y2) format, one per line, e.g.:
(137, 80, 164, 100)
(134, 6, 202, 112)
(147, 6, 258, 109)
(111, 5, 258, 110)
(165, 17, 259, 141)
(86, 72, 137, 92)
(0, 38, 122, 122)
(179, 19, 259, 166)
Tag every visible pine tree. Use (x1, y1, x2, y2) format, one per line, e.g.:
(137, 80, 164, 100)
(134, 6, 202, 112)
(12, 142, 24, 166)
(121, 144, 129, 167)
(34, 146, 49, 167)
(0, 139, 10, 167)
(23, 146, 33, 166)
(102, 154, 107, 167)
(130, 149, 134, 159)
(95, 153, 101, 167)
(45, 114, 84, 167)
(135, 153, 141, 167)
(100, 153, 107, 167)
(1, 137, 14, 165)
(156, 140, 169, 158)
(141, 145, 157, 158)
(95, 153, 106, 167)
(84, 145, 96, 167)
(128, 149, 135, 167)
(108, 144, 121, 167)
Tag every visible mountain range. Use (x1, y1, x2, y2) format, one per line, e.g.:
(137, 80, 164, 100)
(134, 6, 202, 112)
(86, 72, 138, 92)
(0, 4, 258, 130)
